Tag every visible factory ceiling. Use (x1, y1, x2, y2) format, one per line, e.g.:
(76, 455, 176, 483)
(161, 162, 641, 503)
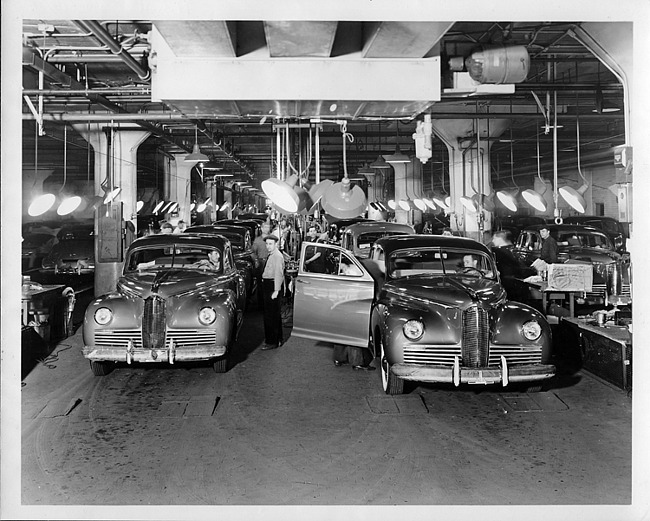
(21, 19, 627, 196)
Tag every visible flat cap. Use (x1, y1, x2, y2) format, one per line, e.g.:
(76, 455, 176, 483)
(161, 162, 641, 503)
(264, 234, 280, 242)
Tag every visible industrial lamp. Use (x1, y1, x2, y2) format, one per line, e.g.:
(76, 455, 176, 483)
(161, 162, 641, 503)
(522, 189, 547, 212)
(433, 196, 449, 212)
(385, 121, 410, 164)
(387, 199, 397, 210)
(261, 174, 302, 213)
(28, 193, 56, 217)
(185, 125, 210, 163)
(423, 198, 437, 210)
(496, 189, 519, 212)
(320, 122, 367, 219)
(57, 194, 82, 216)
(398, 199, 411, 211)
(460, 195, 478, 212)
(103, 187, 122, 204)
(559, 183, 589, 213)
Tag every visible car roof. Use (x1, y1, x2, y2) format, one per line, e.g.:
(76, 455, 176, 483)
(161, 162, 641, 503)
(522, 223, 606, 233)
(186, 224, 250, 236)
(344, 221, 415, 234)
(563, 215, 618, 222)
(375, 234, 493, 255)
(129, 233, 230, 249)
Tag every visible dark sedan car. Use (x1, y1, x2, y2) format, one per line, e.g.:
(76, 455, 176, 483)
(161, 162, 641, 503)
(514, 224, 630, 304)
(40, 223, 95, 275)
(562, 215, 628, 253)
(82, 234, 246, 375)
(185, 224, 257, 298)
(293, 235, 554, 394)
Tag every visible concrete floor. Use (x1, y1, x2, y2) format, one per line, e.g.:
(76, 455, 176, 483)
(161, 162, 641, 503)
(13, 300, 635, 519)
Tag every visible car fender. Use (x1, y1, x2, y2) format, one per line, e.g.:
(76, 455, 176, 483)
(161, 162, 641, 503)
(490, 301, 552, 363)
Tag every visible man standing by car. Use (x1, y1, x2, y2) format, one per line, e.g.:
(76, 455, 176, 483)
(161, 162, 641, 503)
(251, 221, 271, 308)
(539, 226, 559, 264)
(261, 233, 285, 350)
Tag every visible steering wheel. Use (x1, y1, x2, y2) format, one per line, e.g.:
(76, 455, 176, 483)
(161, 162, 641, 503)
(460, 266, 485, 276)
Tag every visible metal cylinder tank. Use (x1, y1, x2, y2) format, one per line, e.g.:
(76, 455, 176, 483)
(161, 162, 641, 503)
(465, 45, 530, 84)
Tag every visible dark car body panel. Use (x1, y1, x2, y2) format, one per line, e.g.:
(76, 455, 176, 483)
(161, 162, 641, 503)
(293, 235, 554, 392)
(82, 234, 246, 370)
(40, 224, 95, 274)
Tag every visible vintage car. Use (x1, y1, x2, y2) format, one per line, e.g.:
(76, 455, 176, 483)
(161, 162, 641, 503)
(185, 224, 257, 298)
(341, 221, 415, 258)
(293, 235, 555, 394)
(562, 215, 628, 253)
(40, 223, 95, 275)
(513, 224, 630, 304)
(217, 218, 263, 240)
(82, 233, 246, 376)
(22, 230, 57, 271)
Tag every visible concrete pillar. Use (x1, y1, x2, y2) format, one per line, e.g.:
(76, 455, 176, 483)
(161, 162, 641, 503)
(73, 123, 149, 296)
(392, 162, 409, 225)
(432, 118, 509, 242)
(365, 172, 386, 221)
(169, 155, 194, 226)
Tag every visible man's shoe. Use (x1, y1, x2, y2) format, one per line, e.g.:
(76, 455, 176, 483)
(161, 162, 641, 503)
(333, 360, 347, 367)
(352, 365, 376, 371)
(261, 343, 278, 350)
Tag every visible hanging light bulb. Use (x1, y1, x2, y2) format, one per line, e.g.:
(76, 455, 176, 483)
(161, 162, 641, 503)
(185, 125, 209, 163)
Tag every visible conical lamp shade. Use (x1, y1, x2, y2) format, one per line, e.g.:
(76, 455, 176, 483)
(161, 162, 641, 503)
(559, 183, 588, 213)
(307, 179, 334, 212)
(385, 144, 410, 164)
(522, 189, 547, 212)
(185, 143, 210, 163)
(261, 174, 300, 213)
(294, 184, 314, 214)
(496, 189, 519, 212)
(370, 154, 391, 169)
(321, 178, 367, 219)
(28, 193, 56, 216)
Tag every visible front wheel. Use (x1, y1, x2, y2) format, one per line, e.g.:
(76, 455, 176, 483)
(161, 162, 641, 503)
(379, 335, 404, 395)
(90, 360, 114, 376)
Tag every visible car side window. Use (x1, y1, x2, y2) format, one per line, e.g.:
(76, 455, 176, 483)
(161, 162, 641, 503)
(338, 252, 363, 277)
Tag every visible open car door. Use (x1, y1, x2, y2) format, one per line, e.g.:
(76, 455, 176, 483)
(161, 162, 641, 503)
(292, 242, 375, 347)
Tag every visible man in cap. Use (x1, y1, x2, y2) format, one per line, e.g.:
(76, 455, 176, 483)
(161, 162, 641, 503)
(261, 233, 285, 350)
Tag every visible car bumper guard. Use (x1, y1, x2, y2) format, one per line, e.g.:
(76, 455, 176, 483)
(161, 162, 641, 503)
(391, 355, 555, 387)
(83, 339, 226, 363)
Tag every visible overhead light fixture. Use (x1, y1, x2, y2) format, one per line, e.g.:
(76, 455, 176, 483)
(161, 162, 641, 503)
(136, 200, 144, 213)
(320, 122, 367, 218)
(357, 162, 376, 176)
(496, 189, 519, 212)
(153, 200, 166, 214)
(185, 125, 210, 163)
(433, 196, 449, 212)
(387, 199, 397, 210)
(219, 201, 230, 211)
(385, 121, 410, 164)
(370, 122, 392, 169)
(398, 199, 411, 211)
(57, 195, 82, 216)
(522, 188, 547, 212)
(423, 198, 437, 210)
(559, 183, 588, 213)
(261, 174, 303, 213)
(28, 193, 56, 217)
(104, 187, 122, 204)
(413, 198, 428, 212)
(460, 195, 478, 212)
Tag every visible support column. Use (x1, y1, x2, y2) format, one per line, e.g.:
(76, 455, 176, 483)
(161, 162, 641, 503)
(73, 123, 150, 296)
(169, 155, 194, 226)
(392, 162, 409, 225)
(432, 119, 509, 242)
(365, 173, 386, 221)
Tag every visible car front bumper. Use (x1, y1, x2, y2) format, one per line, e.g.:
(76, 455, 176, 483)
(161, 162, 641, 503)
(391, 357, 555, 387)
(83, 342, 227, 364)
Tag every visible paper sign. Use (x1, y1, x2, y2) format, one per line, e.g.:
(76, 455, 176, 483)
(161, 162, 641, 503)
(547, 263, 593, 292)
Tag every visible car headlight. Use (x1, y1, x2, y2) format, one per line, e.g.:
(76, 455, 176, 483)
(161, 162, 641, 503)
(522, 320, 542, 341)
(403, 319, 424, 340)
(94, 307, 113, 325)
(198, 306, 217, 325)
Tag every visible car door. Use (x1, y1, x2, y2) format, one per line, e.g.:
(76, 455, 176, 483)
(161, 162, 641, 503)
(292, 242, 375, 347)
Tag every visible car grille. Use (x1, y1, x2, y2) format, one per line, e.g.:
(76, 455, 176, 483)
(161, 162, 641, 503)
(488, 345, 542, 365)
(462, 305, 489, 367)
(95, 329, 218, 348)
(588, 283, 631, 299)
(143, 296, 166, 350)
(403, 344, 542, 366)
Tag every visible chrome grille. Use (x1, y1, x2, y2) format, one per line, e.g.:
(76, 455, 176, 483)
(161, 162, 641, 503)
(589, 283, 631, 298)
(462, 306, 489, 367)
(94, 329, 218, 348)
(489, 345, 542, 366)
(403, 345, 462, 365)
(143, 296, 166, 350)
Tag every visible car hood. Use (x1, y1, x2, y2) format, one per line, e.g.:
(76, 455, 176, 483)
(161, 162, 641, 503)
(386, 274, 506, 308)
(562, 246, 619, 264)
(119, 269, 222, 299)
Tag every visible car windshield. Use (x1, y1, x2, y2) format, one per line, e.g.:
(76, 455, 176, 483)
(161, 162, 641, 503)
(387, 247, 496, 279)
(355, 231, 409, 255)
(556, 231, 612, 249)
(125, 245, 223, 273)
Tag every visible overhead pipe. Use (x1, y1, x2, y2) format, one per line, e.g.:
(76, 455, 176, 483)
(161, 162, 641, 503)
(73, 20, 150, 81)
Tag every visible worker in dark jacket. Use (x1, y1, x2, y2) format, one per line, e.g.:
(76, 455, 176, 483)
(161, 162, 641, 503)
(539, 226, 559, 264)
(261, 234, 285, 350)
(491, 230, 536, 303)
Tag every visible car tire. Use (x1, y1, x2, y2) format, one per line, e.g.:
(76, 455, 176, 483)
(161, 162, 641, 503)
(379, 335, 404, 395)
(89, 360, 114, 376)
(212, 356, 229, 373)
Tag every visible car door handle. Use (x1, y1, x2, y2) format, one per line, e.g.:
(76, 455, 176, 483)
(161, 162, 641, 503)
(296, 278, 310, 284)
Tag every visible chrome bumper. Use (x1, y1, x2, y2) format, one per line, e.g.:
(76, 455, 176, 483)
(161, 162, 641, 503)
(391, 355, 555, 387)
(83, 340, 226, 364)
